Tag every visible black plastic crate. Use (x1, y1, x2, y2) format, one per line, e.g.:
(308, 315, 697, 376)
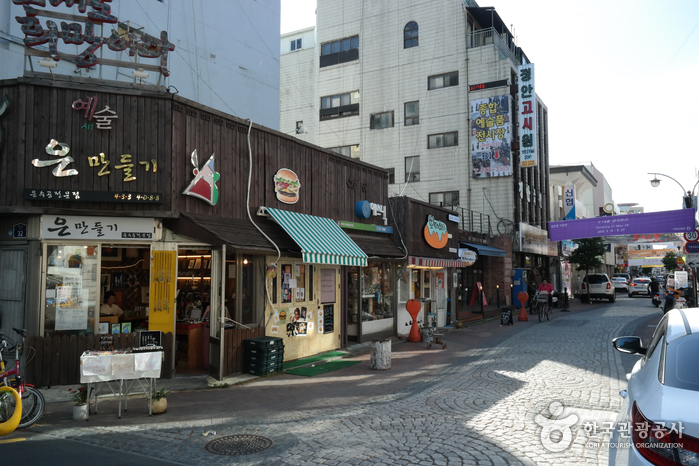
(243, 336, 284, 349)
(244, 352, 284, 364)
(245, 346, 284, 357)
(244, 365, 283, 376)
(244, 359, 284, 370)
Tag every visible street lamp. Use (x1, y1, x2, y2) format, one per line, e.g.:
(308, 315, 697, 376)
(648, 173, 699, 209)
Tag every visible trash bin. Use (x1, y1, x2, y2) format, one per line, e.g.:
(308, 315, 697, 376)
(370, 339, 391, 370)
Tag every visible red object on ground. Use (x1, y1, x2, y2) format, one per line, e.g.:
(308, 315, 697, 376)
(406, 299, 422, 342)
(517, 291, 529, 321)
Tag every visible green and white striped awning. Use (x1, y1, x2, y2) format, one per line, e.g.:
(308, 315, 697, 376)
(266, 207, 368, 266)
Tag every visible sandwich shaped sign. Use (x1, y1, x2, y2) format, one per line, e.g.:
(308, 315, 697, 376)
(274, 168, 301, 204)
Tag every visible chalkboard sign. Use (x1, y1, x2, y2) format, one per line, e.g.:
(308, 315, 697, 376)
(139, 330, 162, 347)
(323, 304, 334, 333)
(500, 308, 513, 326)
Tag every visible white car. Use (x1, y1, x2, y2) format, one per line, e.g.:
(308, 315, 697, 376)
(581, 273, 616, 303)
(612, 277, 629, 293)
(609, 308, 699, 465)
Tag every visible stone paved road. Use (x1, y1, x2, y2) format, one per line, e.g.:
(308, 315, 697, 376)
(16, 297, 662, 465)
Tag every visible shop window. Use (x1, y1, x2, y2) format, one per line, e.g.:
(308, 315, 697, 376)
(423, 271, 431, 299)
(347, 266, 360, 325)
(411, 270, 420, 299)
(278, 261, 312, 305)
(399, 268, 410, 302)
(360, 263, 394, 322)
(44, 245, 99, 336)
(281, 263, 293, 303)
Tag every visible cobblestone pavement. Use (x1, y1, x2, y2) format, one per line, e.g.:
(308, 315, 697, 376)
(30, 299, 660, 465)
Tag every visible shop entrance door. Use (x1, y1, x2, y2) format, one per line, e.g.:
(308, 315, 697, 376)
(0, 247, 27, 338)
(434, 271, 447, 327)
(208, 247, 224, 380)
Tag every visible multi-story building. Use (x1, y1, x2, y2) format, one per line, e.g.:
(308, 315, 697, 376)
(0, 0, 281, 129)
(281, 0, 554, 303)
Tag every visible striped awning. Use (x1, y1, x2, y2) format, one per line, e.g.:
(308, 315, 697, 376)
(408, 256, 469, 268)
(266, 208, 368, 266)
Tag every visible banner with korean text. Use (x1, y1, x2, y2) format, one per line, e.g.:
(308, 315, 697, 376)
(549, 209, 695, 242)
(470, 95, 512, 178)
(563, 184, 576, 220)
(518, 63, 537, 168)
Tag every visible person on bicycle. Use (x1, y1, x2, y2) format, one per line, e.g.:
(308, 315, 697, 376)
(538, 279, 554, 306)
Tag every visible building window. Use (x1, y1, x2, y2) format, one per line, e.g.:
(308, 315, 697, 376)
(428, 71, 458, 90)
(405, 156, 420, 182)
(429, 191, 459, 207)
(295, 121, 305, 134)
(320, 35, 360, 67)
(387, 168, 395, 184)
(370, 111, 394, 130)
(404, 101, 419, 126)
(428, 131, 458, 149)
(329, 144, 360, 159)
(320, 91, 360, 121)
(290, 38, 302, 51)
(404, 21, 418, 48)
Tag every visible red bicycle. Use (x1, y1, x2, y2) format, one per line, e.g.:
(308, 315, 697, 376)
(0, 328, 45, 428)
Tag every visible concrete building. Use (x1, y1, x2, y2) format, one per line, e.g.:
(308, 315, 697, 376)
(280, 0, 555, 295)
(0, 0, 281, 129)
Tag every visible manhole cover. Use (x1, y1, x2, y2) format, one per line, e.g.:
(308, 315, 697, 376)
(205, 434, 274, 456)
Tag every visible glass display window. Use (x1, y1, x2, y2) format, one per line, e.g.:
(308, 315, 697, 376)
(360, 262, 394, 322)
(423, 271, 431, 299)
(276, 260, 312, 306)
(398, 267, 410, 302)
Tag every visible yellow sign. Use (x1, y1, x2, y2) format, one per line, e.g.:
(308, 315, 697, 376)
(627, 249, 674, 258)
(149, 250, 177, 334)
(677, 257, 685, 264)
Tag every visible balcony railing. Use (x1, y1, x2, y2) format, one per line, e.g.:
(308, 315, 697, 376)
(467, 28, 522, 66)
(448, 206, 492, 235)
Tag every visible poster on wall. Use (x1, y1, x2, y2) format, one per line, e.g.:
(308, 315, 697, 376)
(320, 269, 336, 303)
(323, 304, 334, 333)
(318, 309, 324, 333)
(289, 307, 308, 337)
(55, 284, 88, 331)
(471, 94, 512, 178)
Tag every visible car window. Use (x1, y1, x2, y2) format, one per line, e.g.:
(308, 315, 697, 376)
(586, 275, 608, 284)
(644, 316, 668, 362)
(663, 334, 699, 391)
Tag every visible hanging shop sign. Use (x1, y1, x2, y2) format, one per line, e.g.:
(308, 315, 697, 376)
(338, 221, 392, 234)
(274, 168, 300, 204)
(471, 94, 512, 178)
(354, 200, 388, 225)
(424, 215, 449, 249)
(183, 149, 220, 206)
(517, 63, 537, 168)
(72, 96, 118, 130)
(519, 222, 548, 255)
(13, 0, 175, 76)
(24, 189, 163, 204)
(563, 184, 576, 220)
(458, 248, 477, 266)
(40, 215, 155, 240)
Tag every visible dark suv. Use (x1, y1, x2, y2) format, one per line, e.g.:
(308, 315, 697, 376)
(581, 273, 615, 303)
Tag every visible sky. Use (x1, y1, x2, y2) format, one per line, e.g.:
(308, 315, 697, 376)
(280, 0, 699, 215)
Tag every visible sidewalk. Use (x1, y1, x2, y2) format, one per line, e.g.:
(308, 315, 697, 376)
(33, 296, 603, 427)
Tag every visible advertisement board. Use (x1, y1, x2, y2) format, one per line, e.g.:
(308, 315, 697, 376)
(517, 63, 537, 168)
(470, 95, 512, 178)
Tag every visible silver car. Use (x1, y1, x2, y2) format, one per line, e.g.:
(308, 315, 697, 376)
(610, 308, 699, 465)
(613, 277, 629, 293)
(628, 278, 651, 297)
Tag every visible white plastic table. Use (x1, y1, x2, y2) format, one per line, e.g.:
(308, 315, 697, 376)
(79, 352, 162, 419)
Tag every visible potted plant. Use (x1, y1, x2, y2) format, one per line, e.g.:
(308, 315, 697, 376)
(68, 385, 91, 421)
(150, 388, 170, 414)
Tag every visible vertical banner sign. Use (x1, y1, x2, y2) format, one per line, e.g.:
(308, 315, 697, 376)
(563, 184, 576, 220)
(518, 63, 537, 168)
(149, 251, 177, 334)
(470, 95, 512, 178)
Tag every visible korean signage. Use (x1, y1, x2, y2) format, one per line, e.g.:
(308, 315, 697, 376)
(424, 215, 449, 249)
(549, 209, 695, 242)
(354, 200, 388, 225)
(72, 96, 118, 130)
(469, 79, 508, 92)
(338, 221, 393, 234)
(563, 184, 576, 220)
(458, 249, 477, 266)
(41, 215, 155, 240)
(519, 222, 548, 255)
(13, 0, 175, 76)
(517, 63, 537, 168)
(25, 189, 163, 204)
(627, 249, 675, 258)
(471, 95, 512, 178)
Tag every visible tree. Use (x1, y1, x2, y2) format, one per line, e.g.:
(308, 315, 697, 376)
(568, 238, 606, 303)
(662, 251, 678, 272)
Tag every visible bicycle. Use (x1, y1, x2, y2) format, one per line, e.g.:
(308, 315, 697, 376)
(537, 291, 550, 322)
(0, 328, 45, 428)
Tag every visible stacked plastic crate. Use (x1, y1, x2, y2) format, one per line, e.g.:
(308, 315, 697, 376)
(243, 336, 285, 376)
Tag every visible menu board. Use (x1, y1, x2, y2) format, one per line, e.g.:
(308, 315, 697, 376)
(323, 304, 334, 334)
(139, 330, 162, 347)
(320, 269, 336, 303)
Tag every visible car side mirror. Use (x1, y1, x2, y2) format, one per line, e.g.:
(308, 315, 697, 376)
(612, 336, 646, 355)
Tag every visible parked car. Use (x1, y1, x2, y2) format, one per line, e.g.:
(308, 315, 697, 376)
(580, 273, 615, 303)
(612, 277, 629, 293)
(628, 277, 651, 297)
(609, 308, 699, 465)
